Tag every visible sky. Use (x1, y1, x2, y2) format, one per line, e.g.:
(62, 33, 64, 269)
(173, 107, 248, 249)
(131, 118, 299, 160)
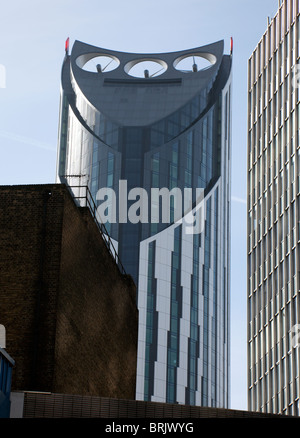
(0, 0, 280, 411)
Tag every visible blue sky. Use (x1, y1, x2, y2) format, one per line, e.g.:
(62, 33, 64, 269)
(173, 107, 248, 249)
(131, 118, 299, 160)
(0, 0, 280, 410)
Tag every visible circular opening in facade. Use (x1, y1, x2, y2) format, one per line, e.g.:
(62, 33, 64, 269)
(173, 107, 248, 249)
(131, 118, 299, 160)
(76, 54, 120, 73)
(173, 53, 216, 73)
(124, 59, 168, 78)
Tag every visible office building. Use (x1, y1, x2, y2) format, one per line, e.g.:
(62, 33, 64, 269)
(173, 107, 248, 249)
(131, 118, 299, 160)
(247, 0, 300, 415)
(56, 39, 232, 407)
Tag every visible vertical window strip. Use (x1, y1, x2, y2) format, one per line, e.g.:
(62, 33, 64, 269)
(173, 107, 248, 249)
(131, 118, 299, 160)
(169, 143, 179, 223)
(105, 151, 114, 234)
(186, 231, 200, 406)
(166, 225, 182, 404)
(144, 241, 158, 401)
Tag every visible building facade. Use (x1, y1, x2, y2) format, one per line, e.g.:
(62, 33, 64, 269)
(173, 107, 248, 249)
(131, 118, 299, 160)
(56, 39, 232, 407)
(247, 0, 300, 415)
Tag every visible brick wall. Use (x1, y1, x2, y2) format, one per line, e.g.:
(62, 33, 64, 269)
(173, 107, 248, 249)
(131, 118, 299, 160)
(0, 184, 137, 400)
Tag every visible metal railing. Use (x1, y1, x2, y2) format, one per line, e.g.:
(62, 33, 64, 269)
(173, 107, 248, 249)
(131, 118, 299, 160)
(67, 185, 126, 276)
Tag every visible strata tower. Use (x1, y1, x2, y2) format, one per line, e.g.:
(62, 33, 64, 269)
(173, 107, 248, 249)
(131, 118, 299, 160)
(56, 39, 232, 407)
(248, 0, 300, 415)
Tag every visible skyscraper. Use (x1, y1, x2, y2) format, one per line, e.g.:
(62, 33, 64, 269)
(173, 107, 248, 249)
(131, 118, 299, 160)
(56, 38, 232, 407)
(247, 0, 300, 416)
